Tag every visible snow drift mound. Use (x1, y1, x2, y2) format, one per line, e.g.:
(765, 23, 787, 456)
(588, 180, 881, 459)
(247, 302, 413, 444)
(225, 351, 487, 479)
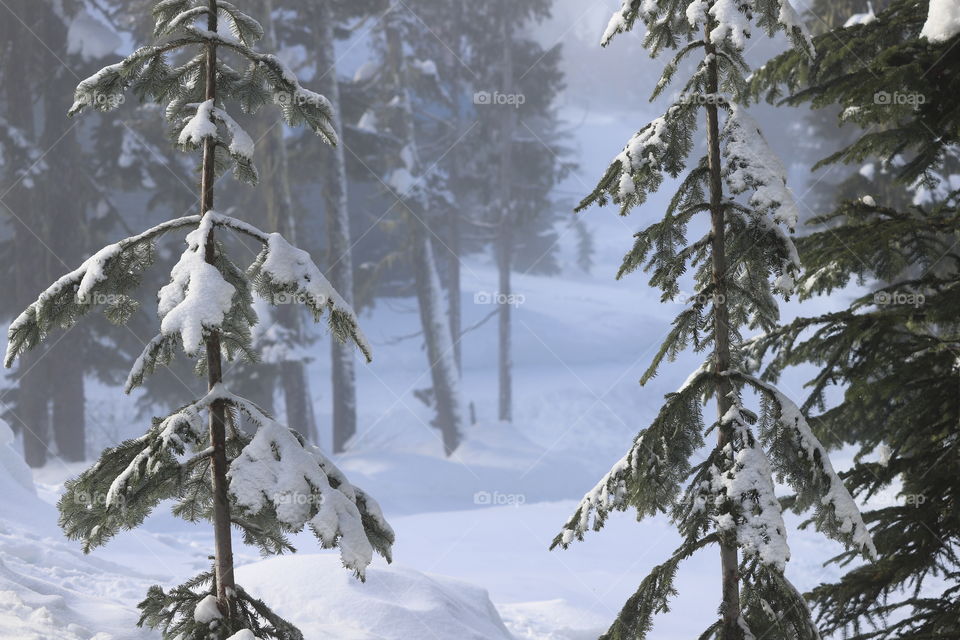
(237, 555, 514, 640)
(0, 419, 156, 639)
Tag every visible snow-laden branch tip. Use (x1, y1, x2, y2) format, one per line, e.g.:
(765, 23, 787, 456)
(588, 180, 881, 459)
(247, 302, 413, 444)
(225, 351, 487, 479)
(736, 373, 878, 560)
(553, 364, 713, 547)
(722, 104, 802, 292)
(179, 100, 256, 162)
(251, 233, 373, 362)
(601, 0, 642, 47)
(158, 214, 237, 356)
(4, 216, 202, 368)
(616, 116, 670, 198)
(105, 397, 211, 509)
(225, 391, 394, 577)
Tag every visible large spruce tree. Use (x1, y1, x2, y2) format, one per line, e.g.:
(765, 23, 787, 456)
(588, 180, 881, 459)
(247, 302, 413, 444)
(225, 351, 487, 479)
(4, 2, 393, 638)
(749, 1, 960, 637)
(551, 2, 876, 638)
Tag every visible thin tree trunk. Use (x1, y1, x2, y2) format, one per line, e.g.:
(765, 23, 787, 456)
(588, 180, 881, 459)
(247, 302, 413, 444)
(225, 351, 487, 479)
(448, 211, 463, 374)
(497, 229, 513, 423)
(444, 2, 465, 376)
(497, 11, 517, 424)
(705, 21, 741, 640)
(281, 361, 316, 441)
(201, 1, 236, 617)
(384, 12, 463, 454)
(316, 0, 358, 454)
(413, 223, 463, 455)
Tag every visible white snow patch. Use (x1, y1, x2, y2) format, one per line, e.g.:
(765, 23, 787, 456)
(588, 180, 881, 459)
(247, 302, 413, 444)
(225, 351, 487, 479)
(922, 0, 960, 42)
(194, 594, 221, 624)
(844, 2, 877, 27)
(178, 100, 219, 147)
(710, 0, 752, 50)
(237, 555, 513, 640)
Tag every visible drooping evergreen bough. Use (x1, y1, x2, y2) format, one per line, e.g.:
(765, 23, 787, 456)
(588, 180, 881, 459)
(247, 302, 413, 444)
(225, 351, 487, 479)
(3, 2, 394, 639)
(747, 2, 960, 637)
(551, 2, 876, 639)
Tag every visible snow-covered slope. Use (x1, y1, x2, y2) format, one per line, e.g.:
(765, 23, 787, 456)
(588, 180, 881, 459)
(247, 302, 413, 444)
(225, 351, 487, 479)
(238, 556, 512, 640)
(0, 420, 153, 639)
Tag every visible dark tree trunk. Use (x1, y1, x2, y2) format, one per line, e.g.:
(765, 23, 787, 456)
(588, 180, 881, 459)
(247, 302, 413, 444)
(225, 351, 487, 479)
(281, 359, 317, 443)
(4, 0, 51, 468)
(52, 342, 86, 461)
(705, 21, 742, 640)
(18, 352, 50, 468)
(201, 2, 236, 618)
(43, 7, 88, 463)
(316, 0, 358, 454)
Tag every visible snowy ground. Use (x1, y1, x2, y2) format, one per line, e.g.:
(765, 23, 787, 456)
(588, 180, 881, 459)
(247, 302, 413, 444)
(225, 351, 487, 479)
(0, 246, 868, 639)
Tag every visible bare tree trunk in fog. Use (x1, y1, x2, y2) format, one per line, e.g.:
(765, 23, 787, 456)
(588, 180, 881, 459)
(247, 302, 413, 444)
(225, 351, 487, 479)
(497, 11, 517, 424)
(413, 224, 464, 456)
(280, 351, 316, 441)
(264, 0, 319, 444)
(497, 226, 514, 423)
(9, 192, 52, 467)
(52, 342, 85, 461)
(4, 0, 52, 467)
(447, 207, 463, 375)
(17, 353, 50, 467)
(384, 12, 463, 455)
(316, 0, 359, 453)
(43, 8, 87, 462)
(443, 2, 465, 376)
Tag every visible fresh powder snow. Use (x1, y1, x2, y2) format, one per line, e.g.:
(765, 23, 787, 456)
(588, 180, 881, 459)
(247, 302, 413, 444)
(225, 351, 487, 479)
(194, 595, 222, 624)
(922, 0, 960, 42)
(158, 214, 236, 355)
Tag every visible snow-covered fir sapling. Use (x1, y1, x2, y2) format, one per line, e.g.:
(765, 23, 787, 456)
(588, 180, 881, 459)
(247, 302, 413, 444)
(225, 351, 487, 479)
(551, 2, 877, 639)
(3, 2, 393, 639)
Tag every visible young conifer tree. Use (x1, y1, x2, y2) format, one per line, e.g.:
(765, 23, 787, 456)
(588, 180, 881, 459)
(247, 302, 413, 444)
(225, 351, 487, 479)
(3, 2, 394, 638)
(551, 2, 876, 639)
